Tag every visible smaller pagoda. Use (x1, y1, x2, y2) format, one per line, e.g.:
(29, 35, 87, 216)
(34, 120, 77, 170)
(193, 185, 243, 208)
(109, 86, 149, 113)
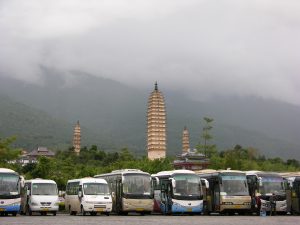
(73, 121, 81, 155)
(173, 126, 210, 171)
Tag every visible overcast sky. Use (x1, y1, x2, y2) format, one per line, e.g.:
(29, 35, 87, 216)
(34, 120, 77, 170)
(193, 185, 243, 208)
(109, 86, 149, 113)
(0, 0, 299, 105)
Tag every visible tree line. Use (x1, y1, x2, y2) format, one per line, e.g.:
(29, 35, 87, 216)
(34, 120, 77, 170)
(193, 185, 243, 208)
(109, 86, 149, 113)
(1, 124, 299, 190)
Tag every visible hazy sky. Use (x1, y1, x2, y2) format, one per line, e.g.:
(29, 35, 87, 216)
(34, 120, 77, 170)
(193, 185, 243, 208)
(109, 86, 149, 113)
(0, 0, 299, 104)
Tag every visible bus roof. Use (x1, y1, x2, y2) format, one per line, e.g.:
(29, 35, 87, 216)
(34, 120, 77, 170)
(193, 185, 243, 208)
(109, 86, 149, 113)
(279, 172, 300, 178)
(152, 169, 196, 177)
(195, 169, 244, 175)
(245, 171, 282, 177)
(0, 168, 18, 174)
(26, 179, 57, 184)
(67, 177, 107, 184)
(94, 169, 150, 178)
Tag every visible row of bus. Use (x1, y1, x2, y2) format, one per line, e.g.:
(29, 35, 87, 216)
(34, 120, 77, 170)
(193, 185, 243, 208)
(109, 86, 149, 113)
(1, 167, 300, 216)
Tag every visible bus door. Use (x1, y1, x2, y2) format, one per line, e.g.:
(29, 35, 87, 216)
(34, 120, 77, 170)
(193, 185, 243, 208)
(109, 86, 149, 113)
(160, 180, 171, 214)
(201, 178, 210, 213)
(284, 179, 292, 213)
(292, 179, 300, 213)
(247, 175, 258, 211)
(214, 177, 220, 212)
(23, 183, 31, 213)
(21, 183, 29, 213)
(115, 179, 123, 213)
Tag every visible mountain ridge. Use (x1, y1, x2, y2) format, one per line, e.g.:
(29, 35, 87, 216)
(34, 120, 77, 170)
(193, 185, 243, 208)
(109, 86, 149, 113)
(0, 70, 299, 159)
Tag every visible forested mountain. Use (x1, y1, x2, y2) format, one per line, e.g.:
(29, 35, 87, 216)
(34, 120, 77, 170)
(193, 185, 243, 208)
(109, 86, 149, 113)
(0, 94, 113, 151)
(0, 69, 299, 159)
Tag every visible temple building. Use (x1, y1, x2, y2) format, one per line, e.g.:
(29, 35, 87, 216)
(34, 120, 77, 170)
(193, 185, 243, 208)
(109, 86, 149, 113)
(173, 126, 210, 170)
(73, 120, 81, 155)
(182, 126, 190, 153)
(147, 82, 167, 160)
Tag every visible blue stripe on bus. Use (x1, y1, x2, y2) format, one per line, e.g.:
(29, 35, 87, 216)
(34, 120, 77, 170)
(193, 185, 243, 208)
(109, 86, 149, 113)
(0, 205, 20, 212)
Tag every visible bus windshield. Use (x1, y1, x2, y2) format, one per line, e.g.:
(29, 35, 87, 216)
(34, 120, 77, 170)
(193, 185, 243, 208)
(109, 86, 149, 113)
(83, 183, 110, 195)
(0, 173, 19, 196)
(220, 175, 249, 196)
(260, 177, 285, 195)
(173, 174, 201, 200)
(32, 183, 58, 195)
(123, 174, 151, 196)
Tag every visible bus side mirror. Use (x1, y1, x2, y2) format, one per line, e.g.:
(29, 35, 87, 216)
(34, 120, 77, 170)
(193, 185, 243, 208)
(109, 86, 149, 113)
(201, 179, 209, 189)
(111, 192, 115, 198)
(20, 176, 25, 188)
(27, 190, 30, 196)
(170, 178, 176, 189)
(78, 191, 83, 198)
(258, 177, 263, 187)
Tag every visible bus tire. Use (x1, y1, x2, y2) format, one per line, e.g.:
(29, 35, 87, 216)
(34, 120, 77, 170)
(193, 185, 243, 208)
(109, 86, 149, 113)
(81, 206, 86, 216)
(53, 211, 57, 216)
(26, 205, 32, 216)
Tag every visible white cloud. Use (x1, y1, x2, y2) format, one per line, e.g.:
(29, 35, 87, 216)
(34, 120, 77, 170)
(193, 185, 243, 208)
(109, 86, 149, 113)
(0, 0, 299, 104)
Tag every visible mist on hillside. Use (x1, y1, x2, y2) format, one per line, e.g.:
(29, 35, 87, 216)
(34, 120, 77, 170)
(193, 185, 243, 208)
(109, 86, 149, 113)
(0, 71, 299, 160)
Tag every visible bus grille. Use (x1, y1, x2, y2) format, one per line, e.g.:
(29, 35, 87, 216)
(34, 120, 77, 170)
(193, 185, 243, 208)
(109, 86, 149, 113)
(40, 202, 51, 206)
(94, 205, 106, 208)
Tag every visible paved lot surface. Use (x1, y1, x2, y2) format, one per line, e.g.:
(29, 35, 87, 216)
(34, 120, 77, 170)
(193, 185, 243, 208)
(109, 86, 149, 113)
(1, 214, 300, 225)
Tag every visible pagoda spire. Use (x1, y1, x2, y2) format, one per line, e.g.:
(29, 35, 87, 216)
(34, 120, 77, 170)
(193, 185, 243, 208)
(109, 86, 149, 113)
(154, 81, 158, 91)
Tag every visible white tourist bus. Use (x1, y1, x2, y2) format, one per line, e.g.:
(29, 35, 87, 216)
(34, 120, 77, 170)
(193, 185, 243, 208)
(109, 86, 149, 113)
(20, 178, 59, 216)
(94, 169, 154, 215)
(65, 177, 112, 216)
(246, 171, 287, 215)
(0, 168, 22, 216)
(152, 170, 205, 214)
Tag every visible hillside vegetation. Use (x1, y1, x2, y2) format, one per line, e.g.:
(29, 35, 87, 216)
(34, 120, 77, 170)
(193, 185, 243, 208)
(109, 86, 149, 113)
(0, 70, 299, 159)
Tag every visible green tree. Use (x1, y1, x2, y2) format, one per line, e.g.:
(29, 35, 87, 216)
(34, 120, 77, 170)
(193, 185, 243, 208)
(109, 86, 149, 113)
(0, 136, 21, 166)
(197, 117, 217, 157)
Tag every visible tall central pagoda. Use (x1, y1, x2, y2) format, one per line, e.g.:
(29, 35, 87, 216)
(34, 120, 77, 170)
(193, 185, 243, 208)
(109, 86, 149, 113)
(147, 82, 167, 160)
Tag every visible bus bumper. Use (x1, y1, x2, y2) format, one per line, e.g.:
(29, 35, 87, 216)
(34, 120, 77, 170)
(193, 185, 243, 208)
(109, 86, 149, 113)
(0, 204, 20, 212)
(171, 201, 203, 214)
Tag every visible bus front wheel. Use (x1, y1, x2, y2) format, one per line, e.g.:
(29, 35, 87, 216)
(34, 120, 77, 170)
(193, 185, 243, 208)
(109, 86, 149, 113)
(26, 205, 32, 216)
(81, 206, 86, 216)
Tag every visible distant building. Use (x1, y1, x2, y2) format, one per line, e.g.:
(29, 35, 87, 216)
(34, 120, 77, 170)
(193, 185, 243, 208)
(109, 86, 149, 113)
(147, 82, 167, 160)
(18, 147, 55, 165)
(173, 149, 210, 171)
(73, 120, 81, 155)
(182, 126, 190, 153)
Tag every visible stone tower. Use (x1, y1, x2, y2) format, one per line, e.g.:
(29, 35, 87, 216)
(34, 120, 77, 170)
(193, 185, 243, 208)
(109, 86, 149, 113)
(73, 121, 81, 155)
(147, 82, 167, 160)
(182, 126, 190, 153)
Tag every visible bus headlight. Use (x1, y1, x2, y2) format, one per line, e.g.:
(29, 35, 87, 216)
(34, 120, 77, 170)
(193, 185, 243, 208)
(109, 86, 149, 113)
(9, 202, 20, 206)
(222, 202, 233, 205)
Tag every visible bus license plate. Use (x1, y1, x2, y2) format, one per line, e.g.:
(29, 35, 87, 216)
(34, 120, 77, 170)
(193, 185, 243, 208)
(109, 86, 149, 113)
(96, 208, 104, 212)
(136, 208, 144, 211)
(187, 208, 192, 212)
(0, 208, 5, 211)
(42, 208, 49, 211)
(234, 205, 242, 209)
